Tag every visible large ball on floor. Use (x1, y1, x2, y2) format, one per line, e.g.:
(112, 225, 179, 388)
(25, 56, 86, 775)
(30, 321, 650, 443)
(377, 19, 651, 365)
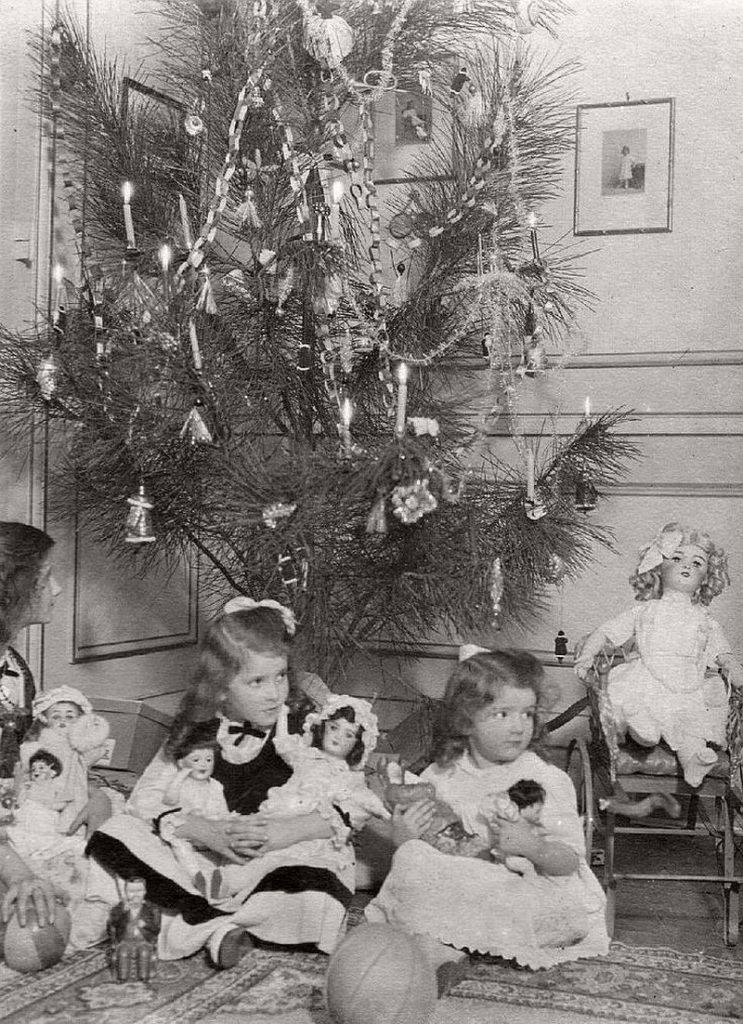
(3, 903, 71, 973)
(326, 923, 437, 1024)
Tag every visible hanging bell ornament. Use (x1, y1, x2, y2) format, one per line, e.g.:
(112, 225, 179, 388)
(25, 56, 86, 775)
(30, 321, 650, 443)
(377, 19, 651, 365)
(575, 471, 598, 514)
(366, 493, 388, 535)
(180, 400, 213, 445)
(302, 10, 354, 69)
(547, 552, 567, 583)
(36, 352, 59, 401)
(125, 483, 155, 544)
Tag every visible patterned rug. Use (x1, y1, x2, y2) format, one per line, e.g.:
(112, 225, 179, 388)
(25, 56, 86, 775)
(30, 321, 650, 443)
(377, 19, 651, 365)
(0, 941, 742, 1024)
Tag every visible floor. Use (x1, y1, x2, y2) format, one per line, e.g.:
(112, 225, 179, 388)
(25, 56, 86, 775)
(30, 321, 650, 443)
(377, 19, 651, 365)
(595, 810, 742, 958)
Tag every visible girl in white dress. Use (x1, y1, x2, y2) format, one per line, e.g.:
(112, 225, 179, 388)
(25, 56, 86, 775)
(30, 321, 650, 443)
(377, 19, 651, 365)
(574, 522, 743, 787)
(366, 648, 609, 973)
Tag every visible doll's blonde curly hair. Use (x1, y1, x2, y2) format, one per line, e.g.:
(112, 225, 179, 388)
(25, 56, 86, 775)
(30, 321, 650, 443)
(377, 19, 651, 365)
(630, 525, 729, 606)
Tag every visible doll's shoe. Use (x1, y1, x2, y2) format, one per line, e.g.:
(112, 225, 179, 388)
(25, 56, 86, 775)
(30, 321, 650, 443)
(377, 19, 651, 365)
(684, 749, 719, 788)
(436, 955, 470, 997)
(208, 924, 254, 970)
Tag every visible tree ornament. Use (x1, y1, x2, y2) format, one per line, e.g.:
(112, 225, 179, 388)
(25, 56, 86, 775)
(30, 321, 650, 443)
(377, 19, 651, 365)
(237, 187, 262, 228)
(523, 336, 546, 377)
(365, 493, 388, 535)
(547, 553, 567, 583)
(184, 113, 205, 137)
(391, 479, 438, 525)
(125, 483, 155, 544)
(302, 10, 354, 69)
(575, 471, 598, 514)
(513, 0, 542, 33)
(36, 352, 59, 401)
(554, 630, 568, 662)
(262, 501, 298, 529)
(490, 556, 504, 620)
(196, 270, 217, 314)
(180, 400, 213, 445)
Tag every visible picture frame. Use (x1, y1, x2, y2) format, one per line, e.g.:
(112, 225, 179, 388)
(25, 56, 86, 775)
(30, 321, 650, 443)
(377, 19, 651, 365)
(573, 98, 675, 236)
(372, 88, 450, 184)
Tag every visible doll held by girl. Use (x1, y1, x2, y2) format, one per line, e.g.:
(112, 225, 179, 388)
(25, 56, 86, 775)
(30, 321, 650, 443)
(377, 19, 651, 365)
(366, 648, 609, 973)
(574, 522, 743, 788)
(217, 694, 389, 898)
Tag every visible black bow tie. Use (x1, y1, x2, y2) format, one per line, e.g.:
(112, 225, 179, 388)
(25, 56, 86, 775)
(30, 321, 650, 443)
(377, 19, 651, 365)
(227, 721, 268, 744)
(0, 663, 18, 678)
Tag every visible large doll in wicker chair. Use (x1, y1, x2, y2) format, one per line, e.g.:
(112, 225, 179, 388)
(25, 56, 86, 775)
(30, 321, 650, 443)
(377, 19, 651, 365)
(575, 523, 743, 811)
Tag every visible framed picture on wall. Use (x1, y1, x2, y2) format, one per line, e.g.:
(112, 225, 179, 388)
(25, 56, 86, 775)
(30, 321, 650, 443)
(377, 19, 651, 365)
(372, 89, 450, 184)
(573, 97, 675, 235)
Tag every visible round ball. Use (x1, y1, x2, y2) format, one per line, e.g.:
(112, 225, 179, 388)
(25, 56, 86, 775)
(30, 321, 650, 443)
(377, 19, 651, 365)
(326, 923, 437, 1024)
(3, 903, 71, 973)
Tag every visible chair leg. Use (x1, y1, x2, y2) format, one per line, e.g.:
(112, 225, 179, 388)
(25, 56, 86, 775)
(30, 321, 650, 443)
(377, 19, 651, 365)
(604, 810, 616, 937)
(685, 793, 699, 830)
(724, 793, 740, 946)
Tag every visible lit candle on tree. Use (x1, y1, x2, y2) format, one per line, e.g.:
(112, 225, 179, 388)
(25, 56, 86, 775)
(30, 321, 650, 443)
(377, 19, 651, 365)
(584, 395, 591, 420)
(52, 264, 65, 309)
(178, 193, 193, 251)
(159, 244, 172, 301)
(122, 182, 136, 249)
(526, 446, 535, 502)
(527, 211, 540, 262)
(340, 397, 353, 455)
(189, 319, 203, 372)
(395, 362, 409, 437)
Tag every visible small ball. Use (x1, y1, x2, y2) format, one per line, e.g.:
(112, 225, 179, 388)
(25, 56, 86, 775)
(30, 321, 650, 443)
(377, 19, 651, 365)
(3, 903, 71, 973)
(326, 923, 437, 1024)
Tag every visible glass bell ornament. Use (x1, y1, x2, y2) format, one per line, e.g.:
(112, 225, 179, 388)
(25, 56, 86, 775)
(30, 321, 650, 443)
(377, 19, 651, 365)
(125, 483, 156, 544)
(180, 401, 213, 445)
(575, 471, 598, 514)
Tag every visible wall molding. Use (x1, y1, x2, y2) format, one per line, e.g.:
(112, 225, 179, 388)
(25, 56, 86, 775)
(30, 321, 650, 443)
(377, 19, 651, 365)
(452, 349, 743, 371)
(364, 641, 572, 668)
(606, 481, 743, 498)
(487, 411, 743, 437)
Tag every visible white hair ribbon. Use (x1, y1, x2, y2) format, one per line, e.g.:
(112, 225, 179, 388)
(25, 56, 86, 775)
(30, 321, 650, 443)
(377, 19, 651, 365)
(459, 643, 490, 662)
(636, 524, 685, 576)
(222, 596, 297, 636)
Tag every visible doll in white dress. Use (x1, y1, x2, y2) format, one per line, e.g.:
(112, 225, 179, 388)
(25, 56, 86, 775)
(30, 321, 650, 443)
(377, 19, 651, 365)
(575, 522, 743, 787)
(218, 694, 389, 899)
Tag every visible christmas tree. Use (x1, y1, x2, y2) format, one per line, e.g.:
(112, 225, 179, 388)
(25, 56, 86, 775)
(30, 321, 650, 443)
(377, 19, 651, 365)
(0, 0, 638, 676)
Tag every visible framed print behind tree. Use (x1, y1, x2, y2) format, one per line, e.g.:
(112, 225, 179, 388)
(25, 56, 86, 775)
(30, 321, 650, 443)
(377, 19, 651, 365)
(573, 98, 675, 235)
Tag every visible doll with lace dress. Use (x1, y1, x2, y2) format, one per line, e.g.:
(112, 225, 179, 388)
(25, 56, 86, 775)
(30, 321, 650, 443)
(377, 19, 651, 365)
(575, 523, 743, 788)
(217, 695, 389, 899)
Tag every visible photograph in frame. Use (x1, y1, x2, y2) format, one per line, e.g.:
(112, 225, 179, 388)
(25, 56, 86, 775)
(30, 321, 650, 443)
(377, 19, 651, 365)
(372, 88, 450, 184)
(573, 98, 675, 235)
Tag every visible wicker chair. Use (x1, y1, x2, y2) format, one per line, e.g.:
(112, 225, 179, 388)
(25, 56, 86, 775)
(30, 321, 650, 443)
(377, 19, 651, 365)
(565, 642, 743, 945)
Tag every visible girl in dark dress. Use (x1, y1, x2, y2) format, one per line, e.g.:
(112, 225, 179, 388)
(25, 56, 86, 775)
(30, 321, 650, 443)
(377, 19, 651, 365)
(87, 598, 352, 968)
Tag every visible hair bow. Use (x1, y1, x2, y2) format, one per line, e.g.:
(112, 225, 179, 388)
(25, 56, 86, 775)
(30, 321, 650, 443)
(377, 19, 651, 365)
(459, 643, 490, 662)
(636, 523, 685, 575)
(222, 596, 296, 636)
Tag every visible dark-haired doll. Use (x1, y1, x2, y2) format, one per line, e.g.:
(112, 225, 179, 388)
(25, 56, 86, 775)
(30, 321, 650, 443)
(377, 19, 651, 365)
(132, 720, 230, 884)
(487, 778, 546, 876)
(218, 695, 389, 901)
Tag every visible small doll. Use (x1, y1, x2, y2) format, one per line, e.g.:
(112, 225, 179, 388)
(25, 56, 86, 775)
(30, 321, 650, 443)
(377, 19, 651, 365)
(5, 749, 89, 861)
(108, 877, 161, 982)
(487, 778, 545, 876)
(575, 522, 743, 788)
(156, 721, 231, 888)
(21, 686, 110, 832)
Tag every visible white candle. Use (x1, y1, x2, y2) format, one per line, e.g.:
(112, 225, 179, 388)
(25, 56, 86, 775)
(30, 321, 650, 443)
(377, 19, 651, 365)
(160, 245, 172, 301)
(395, 362, 409, 437)
(340, 397, 352, 454)
(584, 395, 591, 419)
(178, 193, 193, 250)
(189, 319, 203, 371)
(526, 447, 535, 502)
(53, 264, 65, 309)
(122, 182, 136, 248)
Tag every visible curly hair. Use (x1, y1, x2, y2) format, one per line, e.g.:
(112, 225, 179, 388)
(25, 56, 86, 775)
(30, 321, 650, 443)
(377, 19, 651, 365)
(432, 649, 558, 769)
(629, 524, 729, 606)
(308, 706, 365, 768)
(28, 748, 63, 778)
(170, 604, 302, 732)
(0, 523, 55, 647)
